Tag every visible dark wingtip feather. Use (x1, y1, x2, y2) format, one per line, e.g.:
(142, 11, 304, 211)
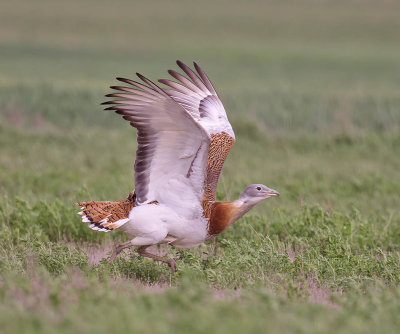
(116, 77, 132, 84)
(136, 72, 166, 95)
(176, 60, 189, 72)
(193, 61, 217, 95)
(176, 60, 189, 71)
(103, 106, 116, 111)
(193, 61, 200, 71)
(193, 61, 203, 74)
(136, 72, 150, 84)
(101, 101, 114, 105)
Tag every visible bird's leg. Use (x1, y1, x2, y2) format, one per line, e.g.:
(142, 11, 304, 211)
(137, 245, 177, 273)
(109, 240, 133, 262)
(213, 236, 219, 256)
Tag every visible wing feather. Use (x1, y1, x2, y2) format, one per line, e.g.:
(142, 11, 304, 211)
(104, 73, 211, 207)
(104, 61, 236, 214)
(176, 60, 210, 92)
(158, 61, 236, 202)
(193, 61, 218, 96)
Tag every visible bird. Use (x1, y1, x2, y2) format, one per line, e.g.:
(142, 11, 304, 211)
(76, 60, 279, 272)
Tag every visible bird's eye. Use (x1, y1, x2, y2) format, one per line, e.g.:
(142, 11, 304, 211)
(256, 186, 261, 191)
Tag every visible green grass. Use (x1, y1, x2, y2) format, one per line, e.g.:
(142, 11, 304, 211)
(1, 0, 400, 333)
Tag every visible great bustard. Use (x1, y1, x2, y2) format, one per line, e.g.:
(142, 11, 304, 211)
(76, 61, 279, 272)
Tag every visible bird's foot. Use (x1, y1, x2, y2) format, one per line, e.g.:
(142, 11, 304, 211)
(166, 259, 177, 273)
(137, 245, 178, 273)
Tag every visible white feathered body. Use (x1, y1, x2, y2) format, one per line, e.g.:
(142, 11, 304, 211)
(122, 204, 208, 248)
(121, 174, 209, 248)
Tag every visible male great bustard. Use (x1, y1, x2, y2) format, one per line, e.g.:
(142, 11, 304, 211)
(76, 61, 279, 272)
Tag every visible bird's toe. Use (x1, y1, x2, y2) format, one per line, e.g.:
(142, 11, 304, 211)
(167, 259, 177, 273)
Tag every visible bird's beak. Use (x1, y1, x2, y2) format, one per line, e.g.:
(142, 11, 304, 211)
(267, 189, 280, 197)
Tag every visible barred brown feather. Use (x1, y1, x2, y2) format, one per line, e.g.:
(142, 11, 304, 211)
(75, 191, 136, 231)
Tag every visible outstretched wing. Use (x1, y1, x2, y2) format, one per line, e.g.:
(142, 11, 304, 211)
(103, 73, 211, 209)
(159, 61, 235, 202)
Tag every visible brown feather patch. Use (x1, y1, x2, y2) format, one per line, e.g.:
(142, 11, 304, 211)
(76, 190, 160, 231)
(203, 131, 235, 203)
(76, 199, 135, 230)
(206, 202, 241, 236)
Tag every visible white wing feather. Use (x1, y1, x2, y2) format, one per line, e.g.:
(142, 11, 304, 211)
(104, 73, 211, 210)
(104, 61, 235, 215)
(159, 61, 235, 139)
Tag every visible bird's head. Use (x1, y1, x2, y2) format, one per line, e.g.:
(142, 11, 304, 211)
(223, 184, 280, 227)
(238, 184, 279, 207)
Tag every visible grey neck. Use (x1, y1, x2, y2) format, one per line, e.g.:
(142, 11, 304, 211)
(232, 198, 260, 222)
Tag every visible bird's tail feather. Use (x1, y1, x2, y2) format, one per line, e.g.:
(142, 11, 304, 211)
(76, 191, 135, 232)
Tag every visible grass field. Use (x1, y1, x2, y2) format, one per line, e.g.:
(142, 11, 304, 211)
(1, 0, 400, 333)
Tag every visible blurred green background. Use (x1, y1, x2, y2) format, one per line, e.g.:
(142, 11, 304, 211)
(0, 1, 400, 333)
